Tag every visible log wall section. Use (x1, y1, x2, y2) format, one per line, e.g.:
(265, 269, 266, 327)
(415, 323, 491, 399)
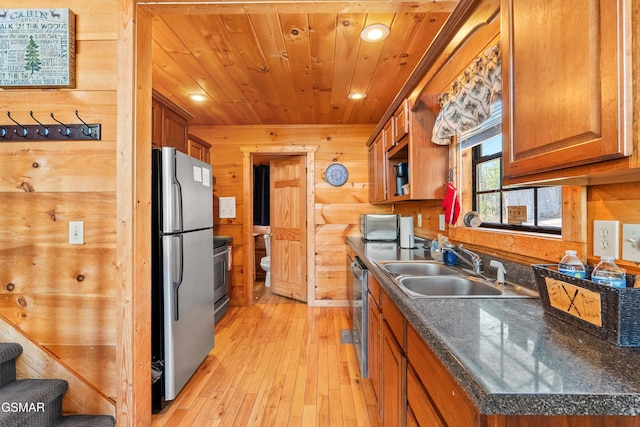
(0, 0, 119, 402)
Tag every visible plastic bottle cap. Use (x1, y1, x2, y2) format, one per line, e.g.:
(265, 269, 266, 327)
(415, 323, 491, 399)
(565, 250, 577, 255)
(601, 256, 614, 261)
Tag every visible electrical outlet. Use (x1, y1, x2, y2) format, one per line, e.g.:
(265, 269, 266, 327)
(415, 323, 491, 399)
(439, 214, 446, 231)
(622, 224, 640, 262)
(417, 213, 422, 227)
(593, 220, 619, 259)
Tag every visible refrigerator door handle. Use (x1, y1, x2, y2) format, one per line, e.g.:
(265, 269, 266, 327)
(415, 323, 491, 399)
(172, 234, 185, 321)
(172, 177, 184, 233)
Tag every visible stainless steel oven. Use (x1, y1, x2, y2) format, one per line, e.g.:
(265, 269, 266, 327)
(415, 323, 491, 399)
(348, 253, 368, 378)
(213, 237, 231, 323)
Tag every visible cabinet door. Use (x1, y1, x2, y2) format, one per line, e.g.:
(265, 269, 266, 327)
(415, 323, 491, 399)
(393, 99, 410, 143)
(407, 365, 446, 427)
(502, 0, 632, 180)
(368, 143, 376, 202)
(151, 98, 163, 149)
(371, 133, 387, 202)
(383, 118, 395, 152)
(407, 324, 479, 426)
(188, 139, 206, 162)
(381, 321, 404, 427)
(367, 293, 381, 402)
(163, 108, 189, 154)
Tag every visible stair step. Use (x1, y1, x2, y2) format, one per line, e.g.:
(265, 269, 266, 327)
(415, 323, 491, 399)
(0, 343, 22, 365)
(0, 378, 67, 427)
(0, 343, 22, 389)
(53, 414, 116, 427)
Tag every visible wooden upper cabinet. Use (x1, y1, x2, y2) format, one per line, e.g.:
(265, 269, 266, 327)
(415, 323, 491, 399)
(368, 96, 447, 204)
(501, 0, 633, 183)
(151, 98, 163, 150)
(371, 133, 387, 202)
(393, 99, 410, 143)
(188, 134, 211, 164)
(151, 90, 193, 155)
(382, 118, 395, 152)
(163, 108, 189, 154)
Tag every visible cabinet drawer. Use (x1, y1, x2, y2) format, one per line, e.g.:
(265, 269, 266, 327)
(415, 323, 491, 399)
(381, 288, 405, 349)
(407, 365, 446, 427)
(407, 324, 478, 426)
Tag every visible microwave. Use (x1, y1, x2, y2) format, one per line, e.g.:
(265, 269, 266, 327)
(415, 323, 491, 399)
(360, 214, 399, 241)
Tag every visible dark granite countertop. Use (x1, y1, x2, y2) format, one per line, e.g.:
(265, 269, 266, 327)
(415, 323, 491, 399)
(347, 236, 640, 416)
(213, 235, 233, 248)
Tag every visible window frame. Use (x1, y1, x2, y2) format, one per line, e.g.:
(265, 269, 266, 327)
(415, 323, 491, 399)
(471, 144, 562, 235)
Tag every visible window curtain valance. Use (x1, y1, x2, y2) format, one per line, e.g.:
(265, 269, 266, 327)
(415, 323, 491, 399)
(431, 44, 501, 145)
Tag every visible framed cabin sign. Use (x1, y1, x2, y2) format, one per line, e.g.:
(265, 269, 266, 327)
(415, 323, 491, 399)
(0, 9, 76, 88)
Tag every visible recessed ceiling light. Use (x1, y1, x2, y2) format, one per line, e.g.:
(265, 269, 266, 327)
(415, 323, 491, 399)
(188, 93, 208, 102)
(360, 24, 390, 42)
(348, 92, 367, 100)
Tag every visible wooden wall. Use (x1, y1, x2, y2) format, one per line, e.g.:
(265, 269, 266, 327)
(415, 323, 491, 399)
(394, 183, 640, 276)
(189, 125, 392, 305)
(0, 0, 118, 401)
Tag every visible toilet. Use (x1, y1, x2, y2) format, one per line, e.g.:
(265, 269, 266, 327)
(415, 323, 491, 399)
(260, 234, 271, 287)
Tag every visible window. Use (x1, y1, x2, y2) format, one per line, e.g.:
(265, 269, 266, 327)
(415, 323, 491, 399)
(461, 102, 562, 234)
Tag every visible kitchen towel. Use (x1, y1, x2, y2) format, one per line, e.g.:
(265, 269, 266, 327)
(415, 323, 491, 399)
(442, 182, 461, 225)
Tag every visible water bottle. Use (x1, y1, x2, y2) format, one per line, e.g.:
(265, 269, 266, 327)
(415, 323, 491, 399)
(558, 250, 586, 279)
(591, 256, 626, 288)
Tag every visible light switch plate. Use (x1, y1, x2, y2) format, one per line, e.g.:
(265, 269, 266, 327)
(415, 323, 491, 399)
(69, 221, 84, 245)
(593, 220, 619, 259)
(622, 224, 640, 262)
(219, 197, 236, 219)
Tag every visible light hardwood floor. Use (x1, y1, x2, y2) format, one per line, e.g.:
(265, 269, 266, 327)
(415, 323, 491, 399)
(151, 285, 380, 426)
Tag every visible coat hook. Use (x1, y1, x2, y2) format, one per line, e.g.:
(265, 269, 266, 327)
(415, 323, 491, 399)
(75, 110, 92, 136)
(7, 112, 28, 137)
(29, 111, 50, 137)
(50, 113, 71, 137)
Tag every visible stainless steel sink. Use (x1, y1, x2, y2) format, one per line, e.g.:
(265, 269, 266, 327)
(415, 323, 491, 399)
(374, 260, 538, 299)
(399, 276, 502, 297)
(379, 261, 457, 277)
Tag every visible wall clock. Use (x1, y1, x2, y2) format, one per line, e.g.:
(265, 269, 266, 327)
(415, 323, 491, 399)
(325, 163, 348, 186)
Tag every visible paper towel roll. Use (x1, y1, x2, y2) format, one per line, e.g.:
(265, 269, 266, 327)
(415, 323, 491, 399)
(399, 216, 415, 249)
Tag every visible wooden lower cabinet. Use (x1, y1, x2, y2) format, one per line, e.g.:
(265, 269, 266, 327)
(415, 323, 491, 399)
(406, 323, 640, 427)
(407, 365, 446, 427)
(367, 292, 381, 403)
(365, 273, 640, 427)
(407, 324, 480, 426)
(381, 321, 405, 427)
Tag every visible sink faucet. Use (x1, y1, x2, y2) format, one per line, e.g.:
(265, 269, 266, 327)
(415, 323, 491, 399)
(443, 244, 483, 275)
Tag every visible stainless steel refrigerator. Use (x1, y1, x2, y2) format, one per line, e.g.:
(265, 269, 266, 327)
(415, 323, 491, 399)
(151, 147, 215, 412)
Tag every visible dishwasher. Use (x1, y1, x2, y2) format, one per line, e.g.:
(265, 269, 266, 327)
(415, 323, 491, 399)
(348, 253, 368, 378)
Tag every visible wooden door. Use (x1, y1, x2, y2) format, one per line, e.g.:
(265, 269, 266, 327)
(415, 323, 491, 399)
(270, 156, 307, 302)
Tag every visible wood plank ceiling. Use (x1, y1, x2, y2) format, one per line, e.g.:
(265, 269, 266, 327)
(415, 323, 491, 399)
(150, 2, 459, 126)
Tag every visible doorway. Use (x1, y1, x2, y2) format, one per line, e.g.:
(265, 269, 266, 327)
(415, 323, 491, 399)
(241, 146, 318, 307)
